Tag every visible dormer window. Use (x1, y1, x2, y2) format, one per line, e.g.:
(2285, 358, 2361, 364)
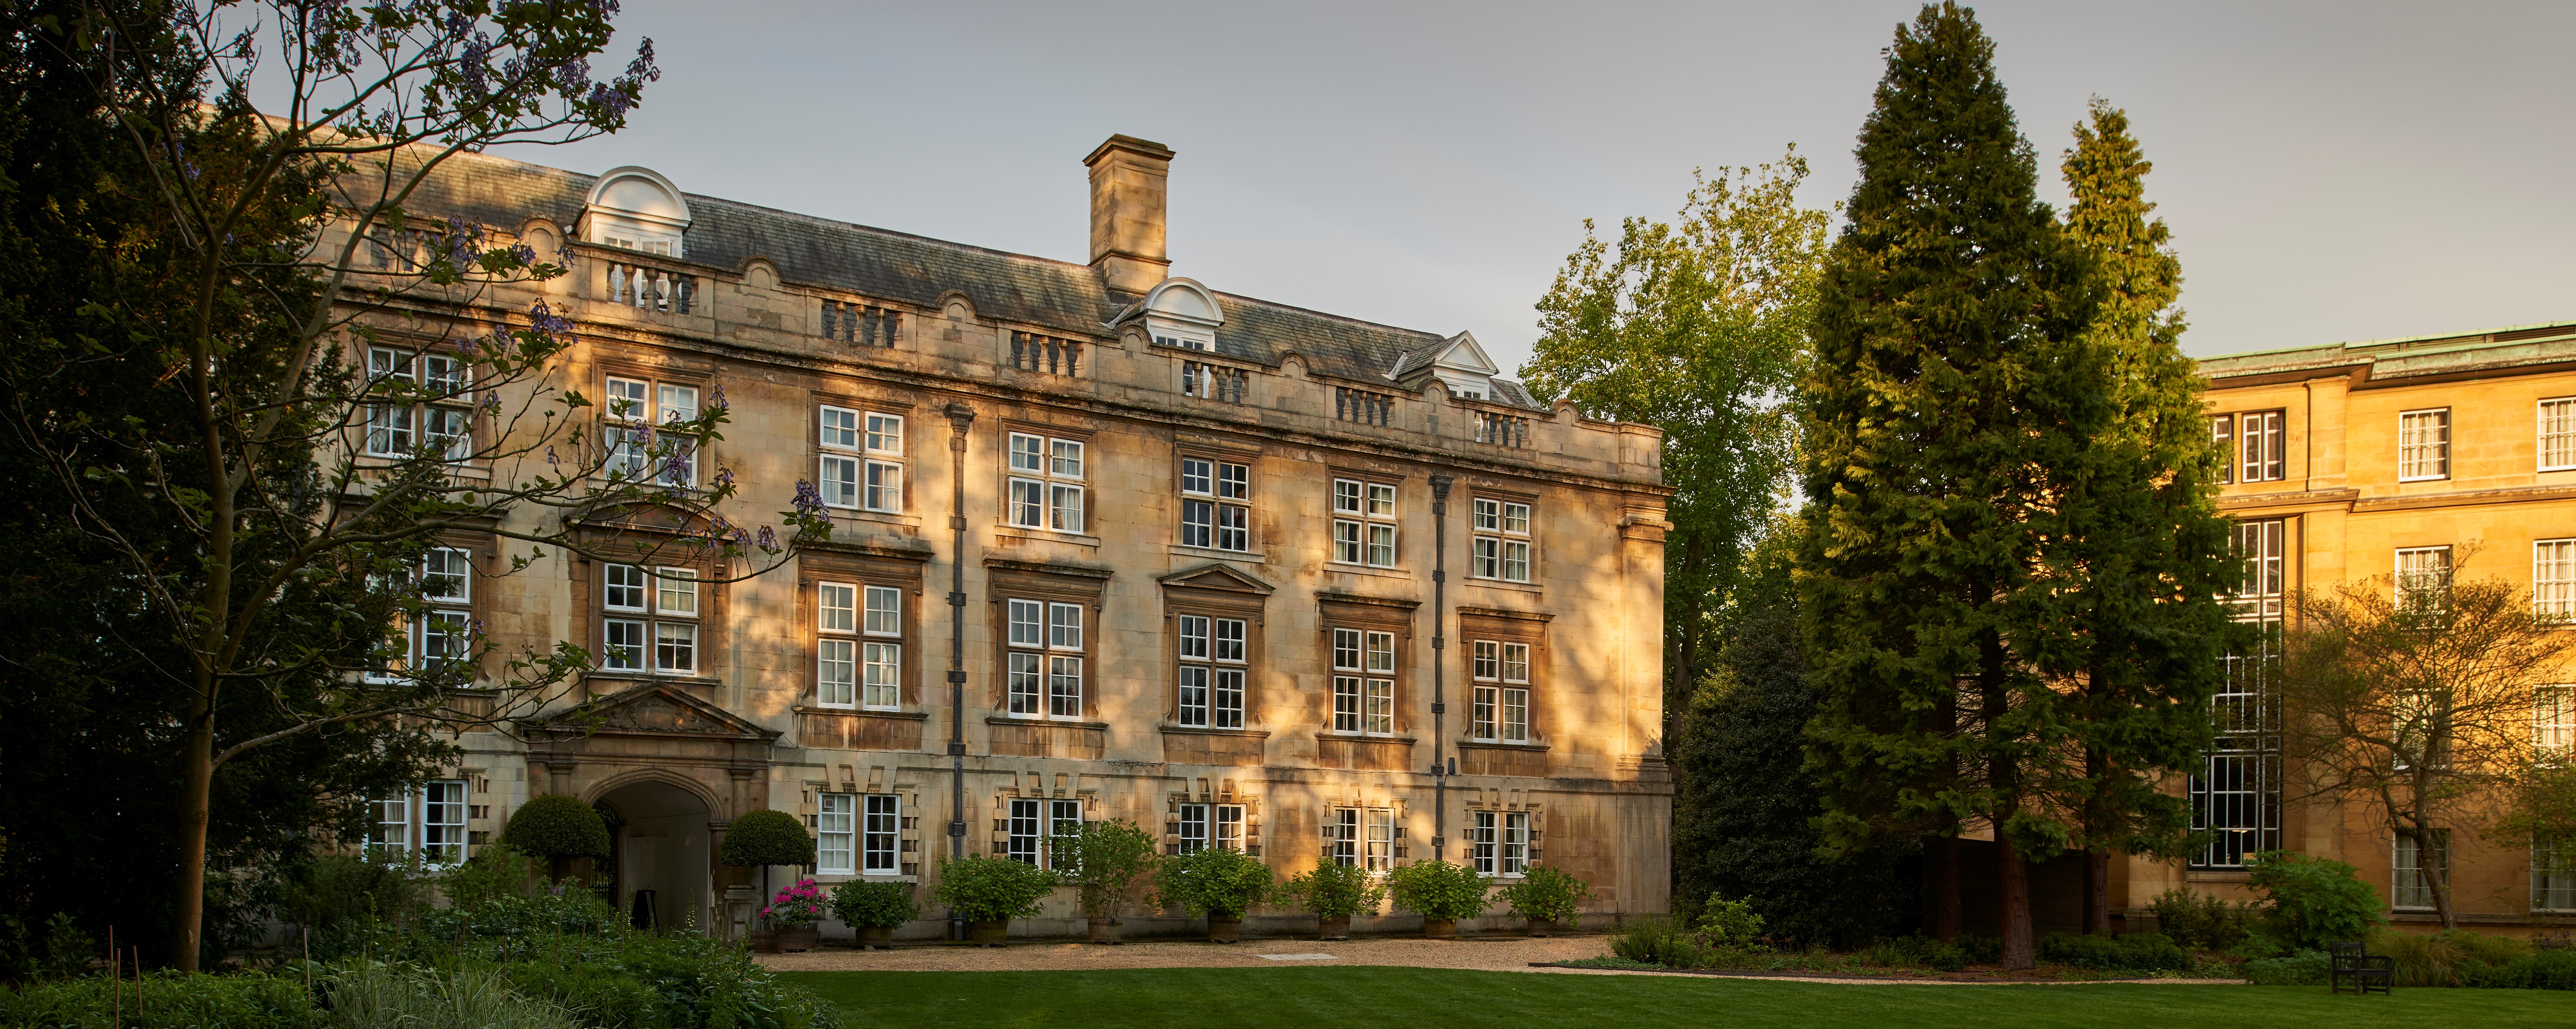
(583, 166, 690, 260)
(1137, 278, 1224, 353)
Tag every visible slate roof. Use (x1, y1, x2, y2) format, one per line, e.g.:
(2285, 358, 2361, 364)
(399, 150, 1542, 408)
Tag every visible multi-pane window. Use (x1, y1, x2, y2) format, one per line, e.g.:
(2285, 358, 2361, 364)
(1326, 808, 1359, 867)
(1006, 432, 1086, 532)
(1007, 797, 1086, 866)
(601, 376, 699, 486)
(365, 348, 474, 461)
(2210, 415, 2234, 485)
(1175, 614, 1247, 729)
(384, 546, 474, 676)
(1470, 640, 1532, 742)
(2535, 684, 2575, 761)
(2537, 541, 2576, 620)
(2542, 398, 2576, 472)
(816, 582, 901, 709)
(1179, 457, 1251, 552)
(1470, 810, 1531, 877)
(1330, 628, 1396, 735)
(1004, 598, 1084, 719)
(817, 793, 856, 874)
(1176, 803, 1246, 854)
(819, 407, 904, 513)
(366, 782, 468, 866)
(2394, 830, 2449, 910)
(601, 563, 699, 674)
(2536, 833, 2576, 913)
(2195, 519, 2285, 869)
(864, 794, 901, 873)
(1364, 808, 1393, 872)
(1331, 478, 1398, 567)
(2396, 546, 2453, 611)
(2398, 408, 2451, 482)
(2225, 411, 2285, 483)
(2230, 519, 2286, 620)
(1471, 499, 1534, 583)
(1007, 798, 1042, 864)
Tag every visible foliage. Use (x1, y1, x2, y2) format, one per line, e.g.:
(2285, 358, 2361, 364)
(827, 880, 919, 930)
(1668, 524, 1918, 948)
(1951, 934, 2003, 966)
(0, 968, 323, 1028)
(2147, 888, 2256, 952)
(933, 855, 1060, 924)
(1496, 866, 1591, 924)
(1523, 148, 1829, 713)
(501, 795, 612, 864)
(1859, 935, 1970, 973)
(2034, 932, 2190, 972)
(2370, 927, 2533, 988)
(2280, 576, 2576, 929)
(275, 853, 429, 943)
(433, 848, 541, 914)
(2242, 949, 2332, 986)
(1692, 894, 1765, 947)
(1154, 847, 1275, 920)
(1383, 860, 1489, 922)
(1280, 858, 1386, 920)
(2460, 948, 2576, 990)
(2245, 851, 2385, 951)
(1050, 819, 1160, 920)
(327, 961, 578, 1029)
(723, 809, 817, 868)
(763, 878, 827, 928)
(1608, 915, 1717, 968)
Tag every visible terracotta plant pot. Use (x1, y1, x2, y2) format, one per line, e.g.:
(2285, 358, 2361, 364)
(1088, 918, 1123, 944)
(775, 925, 819, 953)
(969, 920, 1009, 947)
(857, 925, 894, 949)
(1422, 918, 1458, 940)
(1527, 918, 1558, 938)
(1208, 917, 1243, 943)
(1317, 916, 1351, 940)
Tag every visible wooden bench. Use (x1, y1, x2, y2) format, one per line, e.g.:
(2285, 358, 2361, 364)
(2329, 941, 2393, 995)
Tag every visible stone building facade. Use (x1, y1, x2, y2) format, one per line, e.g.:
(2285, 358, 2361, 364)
(2116, 323, 2576, 933)
(354, 135, 1673, 937)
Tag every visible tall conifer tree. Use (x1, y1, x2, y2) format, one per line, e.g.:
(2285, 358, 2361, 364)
(2040, 100, 2235, 933)
(1798, 3, 2090, 968)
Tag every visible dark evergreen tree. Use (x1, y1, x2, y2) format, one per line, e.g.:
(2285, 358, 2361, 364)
(1798, 2, 2092, 969)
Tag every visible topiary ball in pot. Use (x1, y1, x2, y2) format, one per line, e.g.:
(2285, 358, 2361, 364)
(499, 794, 612, 882)
(723, 808, 816, 907)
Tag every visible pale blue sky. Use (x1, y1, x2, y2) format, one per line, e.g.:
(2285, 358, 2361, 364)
(514, 1, 2575, 375)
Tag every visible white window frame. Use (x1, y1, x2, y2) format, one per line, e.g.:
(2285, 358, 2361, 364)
(1175, 614, 1248, 729)
(366, 781, 469, 867)
(1331, 478, 1399, 568)
(2536, 683, 2575, 763)
(817, 793, 857, 874)
(1006, 432, 1085, 533)
(2539, 541, 2576, 621)
(2395, 546, 2453, 611)
(600, 375, 701, 487)
(1364, 808, 1393, 872)
(863, 793, 901, 874)
(1005, 598, 1084, 720)
(601, 563, 700, 676)
(2398, 408, 2451, 482)
(1471, 498, 1534, 583)
(2394, 829, 2449, 911)
(2535, 832, 2576, 914)
(1332, 627, 1396, 737)
(1471, 639, 1533, 743)
(2542, 398, 2576, 472)
(2236, 410, 2285, 483)
(1470, 809, 1532, 878)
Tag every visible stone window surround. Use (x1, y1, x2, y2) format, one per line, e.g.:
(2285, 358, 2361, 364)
(996, 418, 1095, 538)
(590, 354, 715, 488)
(810, 391, 917, 522)
(1318, 593, 1415, 738)
(1173, 443, 1262, 557)
(1161, 581, 1268, 731)
(568, 529, 729, 692)
(1458, 607, 1552, 748)
(795, 547, 928, 712)
(985, 559, 1112, 724)
(1325, 465, 1407, 570)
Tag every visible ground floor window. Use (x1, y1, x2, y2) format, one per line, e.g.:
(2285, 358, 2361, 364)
(2395, 829, 2450, 911)
(1470, 810, 1529, 877)
(2534, 834, 2575, 913)
(1007, 797, 1085, 867)
(864, 795, 900, 874)
(1176, 803, 1244, 854)
(818, 793, 856, 874)
(367, 780, 467, 865)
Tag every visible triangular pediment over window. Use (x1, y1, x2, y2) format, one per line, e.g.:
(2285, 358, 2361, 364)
(529, 681, 778, 741)
(1157, 562, 1274, 597)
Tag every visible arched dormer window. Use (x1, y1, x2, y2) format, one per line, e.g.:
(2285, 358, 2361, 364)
(584, 166, 691, 258)
(1140, 278, 1224, 352)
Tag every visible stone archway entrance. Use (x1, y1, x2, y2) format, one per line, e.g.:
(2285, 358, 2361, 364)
(596, 777, 712, 934)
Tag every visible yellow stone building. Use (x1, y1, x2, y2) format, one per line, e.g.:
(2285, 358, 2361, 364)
(347, 136, 1674, 939)
(2122, 323, 2576, 931)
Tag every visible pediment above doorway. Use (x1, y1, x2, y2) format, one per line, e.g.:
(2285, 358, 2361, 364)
(530, 681, 780, 743)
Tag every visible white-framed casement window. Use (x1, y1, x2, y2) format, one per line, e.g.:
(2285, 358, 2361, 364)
(1005, 431, 1085, 532)
(2398, 408, 2451, 482)
(863, 794, 901, 874)
(2537, 541, 2576, 621)
(1006, 797, 1088, 866)
(366, 781, 468, 866)
(1176, 802, 1246, 855)
(2536, 684, 2575, 763)
(2395, 546, 2453, 611)
(1320, 808, 1393, 870)
(819, 406, 904, 513)
(1471, 498, 1534, 583)
(1470, 810, 1531, 877)
(1329, 628, 1396, 736)
(816, 582, 902, 710)
(1325, 808, 1359, 867)
(1175, 614, 1247, 729)
(817, 793, 857, 874)
(601, 563, 699, 674)
(2394, 829, 2449, 910)
(1179, 457, 1251, 552)
(601, 375, 700, 486)
(1004, 598, 1084, 719)
(2535, 833, 2576, 913)
(2234, 411, 2285, 483)
(364, 348, 474, 461)
(2210, 415, 2235, 485)
(416, 547, 473, 673)
(1331, 478, 1398, 568)
(1364, 808, 1394, 872)
(1470, 640, 1532, 743)
(2541, 398, 2576, 472)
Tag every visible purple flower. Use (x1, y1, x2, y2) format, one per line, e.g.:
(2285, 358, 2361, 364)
(589, 83, 633, 120)
(626, 38, 660, 84)
(792, 480, 825, 519)
(713, 467, 735, 489)
(756, 525, 777, 550)
(660, 450, 691, 483)
(483, 392, 501, 413)
(528, 300, 573, 339)
(555, 56, 592, 95)
(511, 243, 537, 266)
(546, 446, 559, 466)
(709, 382, 727, 411)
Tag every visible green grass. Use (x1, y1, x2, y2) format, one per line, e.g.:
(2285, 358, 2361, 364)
(781, 967, 2576, 1029)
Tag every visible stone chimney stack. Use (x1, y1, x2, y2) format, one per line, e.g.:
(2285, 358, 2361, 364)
(1084, 135, 1175, 295)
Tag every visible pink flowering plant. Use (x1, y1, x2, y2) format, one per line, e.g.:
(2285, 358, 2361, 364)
(763, 878, 827, 928)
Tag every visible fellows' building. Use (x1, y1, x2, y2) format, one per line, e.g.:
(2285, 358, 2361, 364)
(351, 135, 1673, 937)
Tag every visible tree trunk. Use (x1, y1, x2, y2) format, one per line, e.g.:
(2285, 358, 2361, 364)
(1997, 835, 2035, 970)
(2081, 849, 2110, 934)
(172, 700, 216, 973)
(2423, 827, 2456, 931)
(1927, 834, 1962, 941)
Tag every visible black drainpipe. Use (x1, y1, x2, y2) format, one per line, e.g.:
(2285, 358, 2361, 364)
(1429, 473, 1453, 860)
(943, 403, 975, 940)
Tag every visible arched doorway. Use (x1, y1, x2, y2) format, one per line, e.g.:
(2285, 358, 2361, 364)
(596, 777, 712, 934)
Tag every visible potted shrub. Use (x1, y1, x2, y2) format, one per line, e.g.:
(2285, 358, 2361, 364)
(763, 877, 827, 952)
(498, 794, 611, 883)
(721, 808, 815, 950)
(1050, 819, 1159, 943)
(828, 880, 919, 948)
(1386, 859, 1489, 939)
(1496, 865, 1592, 937)
(1155, 847, 1275, 943)
(933, 854, 1060, 946)
(1281, 857, 1386, 939)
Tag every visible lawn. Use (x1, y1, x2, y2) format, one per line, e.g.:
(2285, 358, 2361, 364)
(781, 967, 2575, 1029)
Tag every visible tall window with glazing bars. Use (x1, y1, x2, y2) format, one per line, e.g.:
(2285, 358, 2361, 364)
(2192, 518, 2285, 868)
